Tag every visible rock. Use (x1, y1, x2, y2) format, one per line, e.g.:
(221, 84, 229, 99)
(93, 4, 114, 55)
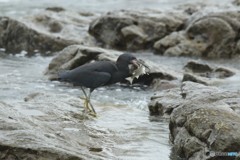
(121, 25, 148, 50)
(149, 82, 240, 159)
(182, 73, 208, 85)
(48, 20, 63, 33)
(182, 60, 236, 85)
(176, 3, 206, 15)
(150, 79, 179, 91)
(154, 31, 205, 56)
(184, 60, 213, 73)
(89, 10, 187, 51)
(45, 45, 177, 86)
(0, 8, 100, 55)
(154, 11, 240, 58)
(233, 0, 240, 6)
(214, 67, 236, 78)
(46, 7, 66, 12)
(0, 93, 105, 159)
(28, 9, 98, 43)
(0, 17, 76, 55)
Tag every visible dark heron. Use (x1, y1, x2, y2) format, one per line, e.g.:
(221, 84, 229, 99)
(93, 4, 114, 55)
(58, 53, 143, 116)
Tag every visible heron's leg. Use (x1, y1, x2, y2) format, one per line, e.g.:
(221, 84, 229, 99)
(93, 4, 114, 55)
(80, 87, 96, 116)
(80, 87, 92, 112)
(86, 91, 96, 116)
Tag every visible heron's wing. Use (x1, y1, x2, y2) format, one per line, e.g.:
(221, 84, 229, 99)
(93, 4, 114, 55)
(69, 71, 111, 89)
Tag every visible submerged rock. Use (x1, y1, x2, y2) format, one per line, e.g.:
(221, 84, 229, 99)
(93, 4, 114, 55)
(0, 17, 77, 55)
(45, 45, 177, 86)
(149, 82, 240, 159)
(89, 10, 187, 51)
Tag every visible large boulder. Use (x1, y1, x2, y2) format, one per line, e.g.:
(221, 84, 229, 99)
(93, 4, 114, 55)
(45, 45, 177, 86)
(0, 17, 77, 55)
(25, 8, 98, 43)
(89, 10, 187, 51)
(154, 11, 240, 58)
(149, 82, 240, 159)
(0, 93, 102, 160)
(0, 9, 98, 55)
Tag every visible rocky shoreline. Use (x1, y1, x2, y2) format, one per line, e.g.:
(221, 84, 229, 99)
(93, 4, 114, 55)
(1, 1, 240, 160)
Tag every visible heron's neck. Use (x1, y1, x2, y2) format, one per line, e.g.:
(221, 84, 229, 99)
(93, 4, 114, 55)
(116, 62, 129, 72)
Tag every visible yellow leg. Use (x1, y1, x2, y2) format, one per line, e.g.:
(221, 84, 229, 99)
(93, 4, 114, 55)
(80, 97, 97, 117)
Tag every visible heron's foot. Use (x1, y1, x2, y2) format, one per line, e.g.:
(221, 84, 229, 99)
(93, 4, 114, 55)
(88, 111, 97, 117)
(81, 97, 97, 117)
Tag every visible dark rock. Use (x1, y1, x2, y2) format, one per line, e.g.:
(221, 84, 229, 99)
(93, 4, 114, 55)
(149, 82, 240, 159)
(28, 9, 97, 43)
(154, 31, 205, 56)
(176, 3, 206, 15)
(89, 15, 137, 50)
(184, 60, 213, 73)
(45, 7, 66, 12)
(89, 10, 187, 51)
(233, 0, 240, 6)
(182, 73, 208, 85)
(214, 67, 235, 78)
(182, 60, 236, 85)
(48, 20, 63, 33)
(45, 45, 177, 86)
(154, 11, 240, 58)
(0, 17, 77, 55)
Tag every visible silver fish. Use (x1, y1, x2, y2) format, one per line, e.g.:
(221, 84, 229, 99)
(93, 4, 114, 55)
(126, 62, 150, 84)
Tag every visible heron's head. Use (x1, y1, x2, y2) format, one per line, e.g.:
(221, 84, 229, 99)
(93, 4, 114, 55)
(116, 53, 139, 71)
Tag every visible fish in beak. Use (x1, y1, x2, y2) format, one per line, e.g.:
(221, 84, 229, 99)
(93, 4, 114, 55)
(127, 59, 150, 84)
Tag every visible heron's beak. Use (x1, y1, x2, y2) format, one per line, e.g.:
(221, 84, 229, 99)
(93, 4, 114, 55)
(130, 59, 140, 68)
(131, 59, 150, 70)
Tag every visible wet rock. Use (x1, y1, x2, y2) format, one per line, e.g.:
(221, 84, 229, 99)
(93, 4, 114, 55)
(149, 82, 240, 159)
(154, 31, 205, 56)
(150, 79, 179, 91)
(182, 60, 236, 85)
(233, 0, 240, 6)
(46, 7, 66, 12)
(45, 45, 177, 86)
(0, 93, 106, 160)
(29, 9, 97, 43)
(178, 3, 206, 15)
(48, 20, 63, 33)
(214, 67, 236, 78)
(184, 60, 213, 73)
(154, 11, 240, 58)
(182, 73, 208, 85)
(0, 17, 77, 55)
(0, 8, 100, 55)
(89, 10, 187, 51)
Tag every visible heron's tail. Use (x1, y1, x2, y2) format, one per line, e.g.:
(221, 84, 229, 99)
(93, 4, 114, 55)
(57, 70, 70, 82)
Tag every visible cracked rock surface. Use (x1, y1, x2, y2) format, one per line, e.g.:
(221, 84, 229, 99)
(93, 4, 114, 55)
(149, 82, 240, 160)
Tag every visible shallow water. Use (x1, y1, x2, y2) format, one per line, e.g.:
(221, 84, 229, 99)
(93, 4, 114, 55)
(1, 0, 240, 159)
(1, 52, 240, 159)
(0, 54, 171, 159)
(0, 0, 232, 18)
